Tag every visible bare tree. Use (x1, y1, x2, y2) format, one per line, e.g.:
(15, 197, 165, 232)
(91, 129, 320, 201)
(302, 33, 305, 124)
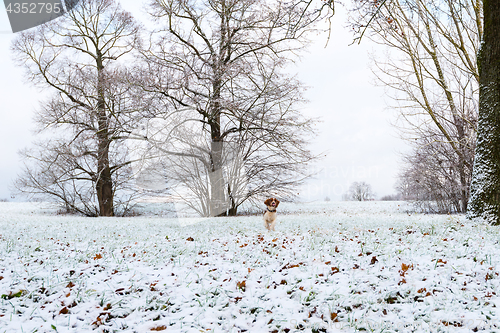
(12, 0, 143, 216)
(344, 181, 375, 201)
(397, 136, 475, 213)
(350, 0, 481, 213)
(132, 0, 333, 216)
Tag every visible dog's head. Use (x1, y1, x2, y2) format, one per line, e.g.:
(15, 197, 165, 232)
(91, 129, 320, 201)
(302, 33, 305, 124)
(264, 198, 280, 208)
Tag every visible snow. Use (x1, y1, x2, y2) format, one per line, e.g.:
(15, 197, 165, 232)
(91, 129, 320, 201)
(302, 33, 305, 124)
(1, 201, 500, 332)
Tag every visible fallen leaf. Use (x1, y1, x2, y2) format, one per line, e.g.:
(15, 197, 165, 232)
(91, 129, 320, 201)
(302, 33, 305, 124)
(150, 326, 167, 331)
(401, 263, 413, 272)
(115, 288, 125, 295)
(236, 280, 246, 291)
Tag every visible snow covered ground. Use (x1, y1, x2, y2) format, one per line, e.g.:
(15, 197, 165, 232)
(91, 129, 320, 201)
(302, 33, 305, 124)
(1, 201, 499, 333)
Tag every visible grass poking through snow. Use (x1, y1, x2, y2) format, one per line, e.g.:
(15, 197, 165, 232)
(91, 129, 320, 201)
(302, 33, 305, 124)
(0, 201, 499, 332)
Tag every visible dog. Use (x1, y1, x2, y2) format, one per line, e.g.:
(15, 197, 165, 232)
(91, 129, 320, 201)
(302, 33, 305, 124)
(263, 198, 280, 231)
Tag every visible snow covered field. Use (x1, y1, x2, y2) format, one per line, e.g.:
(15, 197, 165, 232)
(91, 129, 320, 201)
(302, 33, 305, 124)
(1, 201, 499, 333)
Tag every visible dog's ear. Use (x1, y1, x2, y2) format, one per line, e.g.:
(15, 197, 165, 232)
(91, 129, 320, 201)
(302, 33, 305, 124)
(275, 199, 280, 207)
(264, 198, 272, 206)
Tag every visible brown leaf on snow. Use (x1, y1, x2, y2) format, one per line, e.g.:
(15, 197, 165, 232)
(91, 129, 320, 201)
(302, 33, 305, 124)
(436, 259, 447, 266)
(236, 280, 246, 291)
(186, 237, 194, 241)
(330, 311, 339, 322)
(308, 306, 317, 318)
(442, 320, 462, 327)
(93, 253, 102, 260)
(334, 246, 339, 253)
(401, 263, 413, 272)
(331, 267, 340, 274)
(150, 326, 167, 331)
(91, 317, 103, 327)
(370, 256, 378, 265)
(399, 263, 413, 277)
(59, 307, 69, 315)
(115, 288, 125, 295)
(280, 263, 300, 271)
(66, 282, 75, 288)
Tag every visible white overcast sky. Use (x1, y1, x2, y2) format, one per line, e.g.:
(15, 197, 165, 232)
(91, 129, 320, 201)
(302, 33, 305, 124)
(0, 1, 407, 202)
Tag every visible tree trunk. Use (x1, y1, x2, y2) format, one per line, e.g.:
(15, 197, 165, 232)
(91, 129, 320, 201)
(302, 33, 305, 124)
(209, 78, 228, 217)
(206, 7, 232, 217)
(95, 55, 114, 217)
(467, 0, 500, 224)
(227, 183, 238, 216)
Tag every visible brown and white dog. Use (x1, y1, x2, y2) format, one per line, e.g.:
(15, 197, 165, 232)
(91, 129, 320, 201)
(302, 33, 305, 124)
(263, 198, 280, 231)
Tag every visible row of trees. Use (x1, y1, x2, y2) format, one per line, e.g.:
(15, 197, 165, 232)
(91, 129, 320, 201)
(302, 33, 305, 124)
(352, 0, 500, 224)
(350, 0, 480, 213)
(13, 0, 334, 216)
(14, 0, 500, 223)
